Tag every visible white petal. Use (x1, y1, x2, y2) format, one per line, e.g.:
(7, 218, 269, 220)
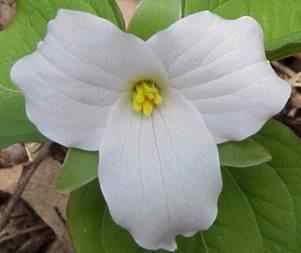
(44, 9, 168, 88)
(11, 9, 167, 150)
(99, 91, 222, 251)
(147, 12, 291, 143)
(146, 11, 221, 70)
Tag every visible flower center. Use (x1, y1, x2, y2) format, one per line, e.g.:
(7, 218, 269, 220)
(131, 80, 162, 117)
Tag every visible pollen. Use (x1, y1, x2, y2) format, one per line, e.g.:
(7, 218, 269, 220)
(131, 80, 162, 117)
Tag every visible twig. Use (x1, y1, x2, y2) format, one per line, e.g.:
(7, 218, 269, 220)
(54, 206, 75, 253)
(0, 144, 28, 169)
(272, 61, 297, 78)
(15, 229, 55, 253)
(0, 142, 52, 231)
(0, 224, 48, 243)
(54, 206, 66, 225)
(24, 143, 43, 162)
(271, 61, 301, 88)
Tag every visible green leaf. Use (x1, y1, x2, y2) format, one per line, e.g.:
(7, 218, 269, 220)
(56, 148, 98, 192)
(0, 95, 46, 149)
(254, 120, 301, 250)
(101, 168, 267, 253)
(88, 0, 125, 30)
(128, 0, 182, 40)
(229, 164, 297, 253)
(0, 0, 124, 149)
(67, 180, 106, 253)
(183, 0, 301, 60)
(202, 167, 265, 253)
(27, 0, 125, 38)
(0, 1, 46, 148)
(67, 168, 265, 253)
(67, 180, 206, 253)
(67, 120, 301, 253)
(67, 163, 298, 253)
(218, 138, 272, 168)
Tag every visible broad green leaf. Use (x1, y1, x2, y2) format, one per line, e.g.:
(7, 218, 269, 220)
(0, 0, 124, 149)
(101, 208, 149, 253)
(229, 164, 297, 253)
(218, 138, 271, 168)
(254, 120, 301, 250)
(0, 1, 46, 148)
(101, 168, 264, 253)
(88, 0, 125, 30)
(183, 0, 301, 60)
(56, 148, 98, 192)
(27, 0, 125, 38)
(69, 181, 201, 253)
(128, 0, 182, 40)
(0, 95, 46, 149)
(202, 167, 264, 253)
(67, 180, 106, 253)
(67, 168, 264, 253)
(67, 120, 301, 253)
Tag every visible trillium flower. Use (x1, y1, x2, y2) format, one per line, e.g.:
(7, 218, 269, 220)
(11, 9, 290, 251)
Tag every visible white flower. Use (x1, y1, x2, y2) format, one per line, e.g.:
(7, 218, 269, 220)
(11, 9, 290, 251)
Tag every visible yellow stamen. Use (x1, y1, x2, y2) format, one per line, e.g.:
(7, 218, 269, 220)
(136, 85, 144, 94)
(143, 100, 153, 117)
(133, 100, 142, 112)
(135, 93, 145, 104)
(154, 94, 162, 105)
(146, 92, 155, 100)
(131, 80, 162, 117)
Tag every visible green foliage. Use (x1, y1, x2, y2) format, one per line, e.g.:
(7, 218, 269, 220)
(201, 167, 265, 253)
(0, 95, 46, 149)
(56, 148, 98, 192)
(229, 163, 297, 253)
(255, 120, 301, 251)
(67, 180, 106, 253)
(183, 0, 301, 60)
(88, 0, 125, 30)
(218, 138, 272, 168)
(0, 0, 124, 149)
(128, 0, 182, 40)
(67, 120, 301, 253)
